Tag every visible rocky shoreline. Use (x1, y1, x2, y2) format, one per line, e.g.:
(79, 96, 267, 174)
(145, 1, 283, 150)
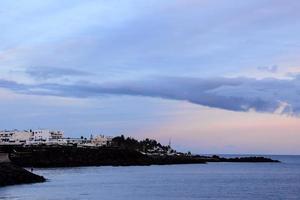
(6, 146, 279, 168)
(0, 162, 45, 187)
(8, 146, 207, 167)
(0, 145, 279, 187)
(0, 135, 280, 188)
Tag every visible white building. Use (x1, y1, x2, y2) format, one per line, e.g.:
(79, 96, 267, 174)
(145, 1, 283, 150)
(50, 130, 64, 139)
(0, 129, 64, 145)
(0, 130, 32, 144)
(91, 135, 113, 146)
(64, 138, 86, 145)
(11, 130, 32, 143)
(0, 129, 112, 147)
(29, 130, 64, 144)
(0, 130, 15, 143)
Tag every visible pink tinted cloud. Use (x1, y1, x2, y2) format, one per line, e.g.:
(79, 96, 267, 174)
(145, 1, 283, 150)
(140, 101, 300, 155)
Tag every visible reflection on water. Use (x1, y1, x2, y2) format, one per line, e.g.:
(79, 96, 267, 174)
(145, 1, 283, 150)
(1, 155, 300, 200)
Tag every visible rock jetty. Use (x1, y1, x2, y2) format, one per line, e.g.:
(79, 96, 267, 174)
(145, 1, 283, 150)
(0, 162, 45, 187)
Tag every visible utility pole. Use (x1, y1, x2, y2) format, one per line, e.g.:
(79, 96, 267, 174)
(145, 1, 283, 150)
(168, 138, 172, 148)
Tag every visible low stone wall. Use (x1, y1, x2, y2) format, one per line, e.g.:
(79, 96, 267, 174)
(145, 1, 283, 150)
(0, 153, 10, 163)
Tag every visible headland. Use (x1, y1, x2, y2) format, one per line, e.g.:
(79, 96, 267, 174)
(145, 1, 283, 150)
(0, 130, 279, 187)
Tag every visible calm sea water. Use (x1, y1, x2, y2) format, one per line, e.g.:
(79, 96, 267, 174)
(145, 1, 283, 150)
(1, 155, 300, 200)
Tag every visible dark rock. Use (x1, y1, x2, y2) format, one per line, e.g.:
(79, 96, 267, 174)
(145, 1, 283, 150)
(8, 146, 206, 167)
(0, 163, 45, 187)
(217, 156, 280, 163)
(5, 146, 279, 168)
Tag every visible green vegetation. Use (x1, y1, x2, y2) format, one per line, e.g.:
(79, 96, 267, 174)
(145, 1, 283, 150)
(112, 135, 171, 153)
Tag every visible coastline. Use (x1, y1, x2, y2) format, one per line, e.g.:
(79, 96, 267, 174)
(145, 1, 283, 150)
(0, 146, 279, 187)
(0, 162, 45, 187)
(6, 146, 279, 168)
(0, 155, 297, 200)
(0, 152, 46, 187)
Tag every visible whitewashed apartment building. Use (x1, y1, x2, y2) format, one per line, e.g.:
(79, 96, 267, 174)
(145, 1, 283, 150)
(0, 129, 112, 147)
(0, 129, 64, 145)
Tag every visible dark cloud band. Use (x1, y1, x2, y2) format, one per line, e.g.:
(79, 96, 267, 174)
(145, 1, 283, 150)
(0, 76, 298, 115)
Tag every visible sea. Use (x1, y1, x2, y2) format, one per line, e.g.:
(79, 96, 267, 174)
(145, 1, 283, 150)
(1, 155, 300, 200)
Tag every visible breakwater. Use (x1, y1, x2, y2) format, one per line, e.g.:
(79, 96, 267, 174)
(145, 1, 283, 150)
(0, 150, 46, 187)
(0, 163, 45, 187)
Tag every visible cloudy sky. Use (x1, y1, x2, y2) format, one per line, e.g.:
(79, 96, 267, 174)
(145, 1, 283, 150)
(1, 0, 300, 154)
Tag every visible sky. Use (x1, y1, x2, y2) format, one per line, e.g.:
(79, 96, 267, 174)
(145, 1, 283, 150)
(1, 0, 300, 154)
